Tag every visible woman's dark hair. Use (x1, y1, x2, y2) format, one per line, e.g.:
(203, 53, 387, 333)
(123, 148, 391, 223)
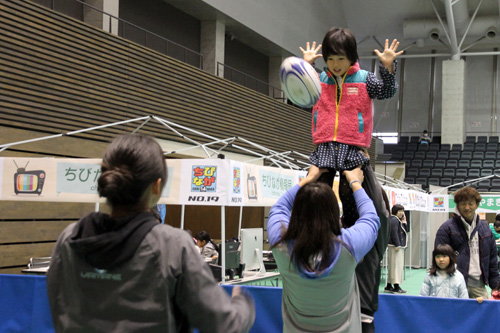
(276, 182, 341, 272)
(321, 27, 359, 64)
(195, 230, 219, 252)
(453, 186, 482, 205)
(429, 244, 456, 276)
(495, 213, 500, 222)
(391, 204, 404, 216)
(97, 134, 167, 206)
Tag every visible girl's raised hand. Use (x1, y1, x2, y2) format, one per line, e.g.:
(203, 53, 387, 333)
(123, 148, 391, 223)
(299, 41, 322, 65)
(373, 39, 404, 72)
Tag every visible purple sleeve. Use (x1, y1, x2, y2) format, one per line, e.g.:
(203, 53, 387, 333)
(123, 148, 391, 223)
(366, 61, 398, 100)
(267, 184, 301, 246)
(340, 189, 380, 263)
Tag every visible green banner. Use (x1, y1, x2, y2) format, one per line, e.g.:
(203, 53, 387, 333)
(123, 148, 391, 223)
(449, 195, 500, 213)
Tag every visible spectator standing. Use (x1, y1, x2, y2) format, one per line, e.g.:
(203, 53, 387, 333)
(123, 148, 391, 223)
(419, 244, 468, 299)
(385, 204, 408, 294)
(435, 186, 499, 299)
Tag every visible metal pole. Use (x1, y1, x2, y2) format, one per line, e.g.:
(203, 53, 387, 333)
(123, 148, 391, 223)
(360, 51, 500, 60)
(361, 53, 450, 60)
(427, 213, 431, 268)
(238, 206, 243, 239)
(428, 50, 436, 133)
(66, 116, 151, 135)
(397, 58, 405, 137)
(492, 49, 498, 134)
(409, 215, 412, 277)
(458, 0, 483, 50)
(221, 206, 226, 284)
(384, 247, 388, 288)
(443, 0, 460, 60)
(180, 205, 185, 230)
(0, 116, 150, 151)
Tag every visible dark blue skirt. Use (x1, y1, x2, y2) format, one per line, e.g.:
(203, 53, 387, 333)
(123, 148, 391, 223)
(309, 142, 369, 171)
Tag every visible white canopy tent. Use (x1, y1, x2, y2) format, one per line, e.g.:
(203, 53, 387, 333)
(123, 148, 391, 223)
(4, 114, 475, 282)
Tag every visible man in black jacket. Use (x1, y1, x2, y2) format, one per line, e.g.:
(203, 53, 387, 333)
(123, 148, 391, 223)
(385, 204, 408, 294)
(435, 186, 499, 299)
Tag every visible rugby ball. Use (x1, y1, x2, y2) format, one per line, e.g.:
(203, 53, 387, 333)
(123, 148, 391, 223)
(280, 57, 321, 108)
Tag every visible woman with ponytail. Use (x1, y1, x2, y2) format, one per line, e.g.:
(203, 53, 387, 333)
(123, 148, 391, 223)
(47, 134, 255, 332)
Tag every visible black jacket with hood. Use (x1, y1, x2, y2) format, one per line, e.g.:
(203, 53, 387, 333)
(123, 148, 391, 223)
(47, 211, 255, 332)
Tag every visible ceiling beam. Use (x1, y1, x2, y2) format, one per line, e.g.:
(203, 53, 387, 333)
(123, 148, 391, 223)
(443, 0, 460, 59)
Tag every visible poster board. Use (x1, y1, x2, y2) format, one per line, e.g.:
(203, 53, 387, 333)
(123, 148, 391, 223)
(0, 157, 306, 207)
(4, 157, 496, 212)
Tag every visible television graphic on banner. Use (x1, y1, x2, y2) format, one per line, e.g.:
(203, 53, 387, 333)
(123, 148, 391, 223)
(14, 160, 46, 196)
(247, 173, 258, 200)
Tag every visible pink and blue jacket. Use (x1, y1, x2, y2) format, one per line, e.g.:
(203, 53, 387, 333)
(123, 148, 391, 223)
(312, 62, 397, 147)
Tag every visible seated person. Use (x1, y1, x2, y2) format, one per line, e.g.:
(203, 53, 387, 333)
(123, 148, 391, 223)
(419, 130, 431, 144)
(195, 230, 219, 261)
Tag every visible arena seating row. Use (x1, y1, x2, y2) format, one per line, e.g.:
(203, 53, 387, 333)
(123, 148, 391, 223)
(398, 135, 499, 144)
(391, 150, 500, 161)
(403, 176, 500, 192)
(391, 135, 500, 192)
(406, 159, 498, 169)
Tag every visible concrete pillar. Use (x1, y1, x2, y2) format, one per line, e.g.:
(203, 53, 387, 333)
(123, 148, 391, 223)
(441, 60, 465, 145)
(201, 20, 225, 76)
(269, 56, 284, 100)
(84, 0, 119, 36)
